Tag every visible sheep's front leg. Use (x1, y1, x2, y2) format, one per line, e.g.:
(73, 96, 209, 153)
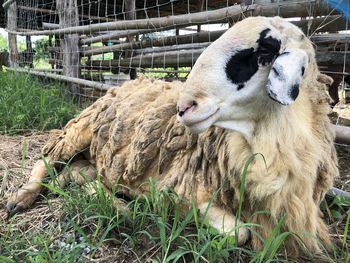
(6, 159, 50, 216)
(83, 180, 129, 214)
(53, 160, 97, 188)
(55, 160, 128, 214)
(198, 202, 249, 245)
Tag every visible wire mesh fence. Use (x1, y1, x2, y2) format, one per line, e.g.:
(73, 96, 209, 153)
(1, 0, 349, 102)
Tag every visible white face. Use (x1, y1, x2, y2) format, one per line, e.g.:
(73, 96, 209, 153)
(177, 17, 310, 136)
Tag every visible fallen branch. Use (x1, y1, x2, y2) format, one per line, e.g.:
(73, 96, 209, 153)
(333, 124, 350, 145)
(328, 187, 350, 199)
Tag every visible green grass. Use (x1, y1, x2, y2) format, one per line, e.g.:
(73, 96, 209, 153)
(33, 59, 52, 70)
(0, 71, 80, 134)
(0, 71, 348, 262)
(1, 159, 348, 262)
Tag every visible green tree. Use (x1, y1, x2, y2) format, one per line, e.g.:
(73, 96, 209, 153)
(0, 34, 8, 51)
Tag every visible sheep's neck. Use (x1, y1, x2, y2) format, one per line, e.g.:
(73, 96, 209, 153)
(215, 120, 255, 142)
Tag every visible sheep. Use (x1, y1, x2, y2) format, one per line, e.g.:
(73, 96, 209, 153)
(6, 16, 338, 256)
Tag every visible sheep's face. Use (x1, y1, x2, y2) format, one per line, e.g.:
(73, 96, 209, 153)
(177, 16, 312, 135)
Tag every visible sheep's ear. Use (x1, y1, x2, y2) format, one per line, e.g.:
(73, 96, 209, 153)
(266, 48, 308, 105)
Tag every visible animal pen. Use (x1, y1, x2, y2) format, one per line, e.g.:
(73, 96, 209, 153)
(0, 0, 349, 161)
(1, 1, 350, 261)
(1, 0, 349, 101)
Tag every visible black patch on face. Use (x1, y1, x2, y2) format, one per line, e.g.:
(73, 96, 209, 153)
(289, 84, 300, 100)
(256, 29, 281, 65)
(225, 47, 259, 84)
(237, 83, 245, 90)
(301, 66, 305, 76)
(225, 28, 281, 85)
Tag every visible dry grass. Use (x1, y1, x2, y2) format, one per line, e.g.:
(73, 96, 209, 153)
(0, 108, 349, 262)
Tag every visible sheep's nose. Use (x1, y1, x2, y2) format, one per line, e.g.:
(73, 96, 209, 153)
(177, 100, 197, 117)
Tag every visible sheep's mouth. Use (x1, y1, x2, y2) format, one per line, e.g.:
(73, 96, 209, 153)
(182, 108, 220, 130)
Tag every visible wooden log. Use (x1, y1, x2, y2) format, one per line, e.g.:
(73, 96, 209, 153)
(7, 1, 18, 68)
(6, 68, 112, 91)
(333, 124, 350, 145)
(57, 0, 81, 96)
(30, 68, 63, 73)
(90, 49, 350, 69)
(6, 0, 336, 36)
(16, 5, 113, 22)
(320, 70, 350, 77)
(81, 30, 225, 57)
(17, 5, 56, 15)
(316, 51, 350, 66)
(328, 187, 350, 199)
(138, 69, 191, 74)
(25, 35, 34, 68)
(2, 0, 15, 9)
(91, 49, 203, 68)
(311, 34, 350, 44)
(296, 15, 348, 35)
(124, 0, 137, 79)
(42, 22, 60, 30)
(81, 64, 119, 71)
(81, 15, 347, 57)
(81, 25, 212, 45)
(134, 42, 211, 55)
(81, 28, 161, 45)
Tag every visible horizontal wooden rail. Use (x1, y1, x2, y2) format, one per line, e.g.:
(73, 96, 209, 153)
(6, 68, 113, 91)
(81, 15, 346, 57)
(6, 0, 335, 36)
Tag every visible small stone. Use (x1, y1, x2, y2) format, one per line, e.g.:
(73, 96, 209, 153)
(83, 247, 91, 254)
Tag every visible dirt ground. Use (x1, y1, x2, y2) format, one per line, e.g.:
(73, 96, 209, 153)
(0, 105, 349, 261)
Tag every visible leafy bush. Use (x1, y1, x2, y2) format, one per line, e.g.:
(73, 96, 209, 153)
(0, 71, 80, 134)
(33, 38, 50, 61)
(0, 34, 8, 51)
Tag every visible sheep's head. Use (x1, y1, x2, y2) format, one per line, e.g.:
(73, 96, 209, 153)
(177, 16, 314, 137)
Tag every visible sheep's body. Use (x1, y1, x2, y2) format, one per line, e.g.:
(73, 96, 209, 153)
(42, 78, 247, 227)
(7, 16, 338, 256)
(43, 78, 224, 202)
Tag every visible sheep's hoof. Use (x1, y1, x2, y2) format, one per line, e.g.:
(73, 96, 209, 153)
(235, 227, 250, 245)
(5, 189, 37, 218)
(6, 201, 25, 218)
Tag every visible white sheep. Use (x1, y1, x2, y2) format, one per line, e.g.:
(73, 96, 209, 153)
(6, 16, 338, 256)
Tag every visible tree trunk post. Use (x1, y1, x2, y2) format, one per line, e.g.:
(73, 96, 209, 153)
(25, 36, 34, 68)
(7, 1, 18, 68)
(56, 0, 80, 97)
(125, 0, 137, 80)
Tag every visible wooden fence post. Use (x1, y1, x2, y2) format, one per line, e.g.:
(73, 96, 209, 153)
(7, 1, 18, 68)
(125, 0, 137, 79)
(56, 0, 80, 97)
